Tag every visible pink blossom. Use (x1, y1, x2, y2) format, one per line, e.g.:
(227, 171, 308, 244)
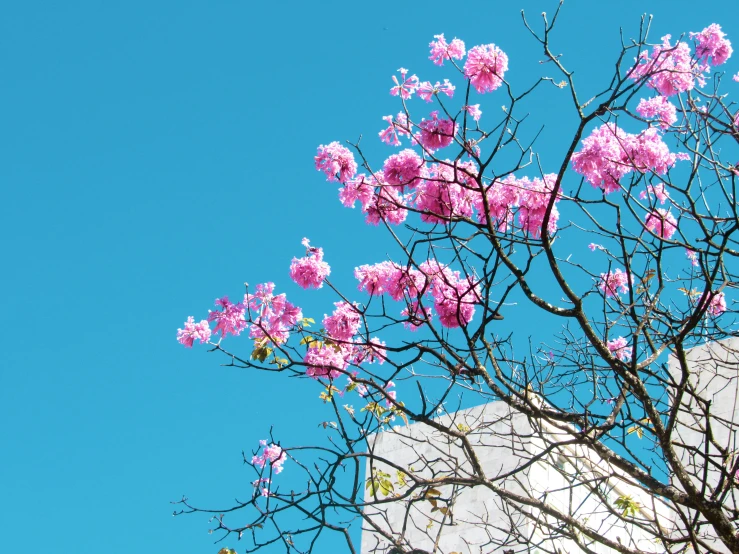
(464, 104, 482, 122)
(339, 173, 375, 210)
(420, 261, 481, 328)
(644, 208, 678, 239)
(607, 336, 632, 361)
(598, 269, 631, 298)
(245, 282, 302, 346)
(636, 96, 677, 129)
(588, 243, 602, 252)
(629, 35, 700, 96)
(734, 72, 739, 82)
(415, 162, 476, 223)
(416, 111, 458, 152)
(383, 380, 397, 407)
(401, 301, 433, 331)
(516, 174, 561, 238)
(707, 291, 727, 316)
(304, 344, 346, 379)
(686, 249, 699, 267)
(365, 186, 408, 226)
(429, 34, 466, 66)
(691, 24, 733, 66)
(289, 239, 331, 289)
(252, 441, 286, 475)
(417, 79, 456, 102)
(390, 68, 419, 99)
(315, 142, 358, 183)
(208, 296, 247, 338)
(355, 261, 426, 299)
(177, 316, 212, 347)
(379, 112, 412, 146)
(347, 372, 368, 396)
(571, 123, 680, 194)
(464, 44, 509, 94)
(639, 183, 670, 204)
(323, 301, 362, 341)
(348, 338, 387, 366)
(472, 174, 520, 231)
(382, 149, 425, 190)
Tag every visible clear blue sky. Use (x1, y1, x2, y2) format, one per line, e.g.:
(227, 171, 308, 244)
(1, 1, 736, 552)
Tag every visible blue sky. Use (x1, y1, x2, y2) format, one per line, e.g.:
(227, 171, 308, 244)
(1, 1, 737, 552)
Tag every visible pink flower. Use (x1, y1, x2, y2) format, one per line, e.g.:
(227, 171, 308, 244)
(598, 269, 631, 298)
(289, 238, 331, 289)
(734, 72, 739, 82)
(304, 344, 346, 379)
(415, 162, 476, 223)
(571, 123, 680, 194)
(244, 282, 302, 346)
(629, 35, 700, 96)
(365, 186, 408, 226)
(349, 337, 386, 366)
(639, 183, 670, 205)
(416, 111, 458, 152)
(707, 291, 727, 316)
(607, 336, 632, 362)
(464, 44, 508, 94)
(464, 104, 482, 122)
(686, 249, 699, 267)
(390, 68, 419, 99)
(401, 301, 433, 331)
(588, 243, 602, 252)
(691, 24, 733, 66)
(208, 296, 247, 338)
(323, 301, 362, 341)
(315, 142, 357, 183)
(252, 441, 286, 475)
(339, 173, 375, 210)
(177, 316, 212, 347)
(636, 96, 677, 129)
(383, 380, 397, 407)
(472, 174, 520, 230)
(644, 208, 678, 239)
(382, 149, 425, 190)
(516, 174, 561, 238)
(417, 79, 455, 102)
(429, 34, 466, 66)
(420, 261, 481, 328)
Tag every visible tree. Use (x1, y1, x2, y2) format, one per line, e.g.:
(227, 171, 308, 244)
(174, 5, 739, 553)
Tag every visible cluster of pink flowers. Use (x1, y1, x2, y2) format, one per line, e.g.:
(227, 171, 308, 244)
(464, 44, 509, 93)
(636, 96, 677, 129)
(639, 183, 670, 204)
(315, 142, 358, 183)
(571, 123, 682, 193)
(383, 149, 426, 189)
(323, 301, 362, 341)
(355, 259, 480, 328)
(208, 296, 247, 338)
(416, 111, 458, 152)
(599, 268, 632, 298)
(290, 238, 331, 289)
(686, 249, 699, 267)
(473, 173, 561, 237)
(304, 344, 347, 379)
(464, 104, 482, 122)
(630, 35, 700, 96)
(252, 440, 286, 475)
(691, 24, 733, 66)
(251, 477, 271, 498)
(429, 34, 466, 66)
(417, 80, 455, 102)
(644, 208, 678, 239)
(416, 162, 476, 223)
(245, 282, 302, 345)
(607, 336, 632, 362)
(390, 67, 419, 99)
(176, 316, 212, 348)
(379, 113, 411, 146)
(707, 291, 727, 316)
